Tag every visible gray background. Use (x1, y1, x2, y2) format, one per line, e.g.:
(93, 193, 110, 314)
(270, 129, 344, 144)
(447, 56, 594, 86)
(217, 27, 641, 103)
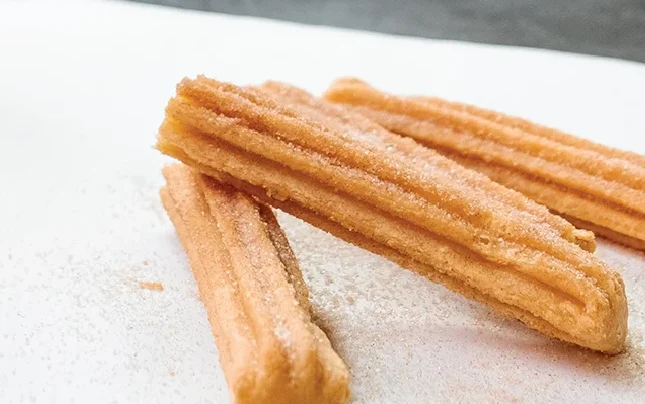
(128, 0, 645, 63)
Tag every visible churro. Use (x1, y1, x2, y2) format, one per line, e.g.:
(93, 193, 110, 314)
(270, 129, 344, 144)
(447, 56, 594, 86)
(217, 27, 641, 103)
(324, 78, 645, 250)
(160, 164, 349, 404)
(157, 76, 627, 353)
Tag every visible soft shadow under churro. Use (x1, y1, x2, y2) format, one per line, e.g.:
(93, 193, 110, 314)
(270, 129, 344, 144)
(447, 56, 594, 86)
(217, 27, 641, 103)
(313, 287, 644, 388)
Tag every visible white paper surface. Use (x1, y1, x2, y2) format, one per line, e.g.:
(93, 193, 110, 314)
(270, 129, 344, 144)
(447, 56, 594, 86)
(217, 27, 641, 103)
(0, 1, 644, 403)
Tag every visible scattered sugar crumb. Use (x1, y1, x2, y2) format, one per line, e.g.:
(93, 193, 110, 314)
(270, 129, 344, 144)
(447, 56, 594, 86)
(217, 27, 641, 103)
(139, 282, 164, 291)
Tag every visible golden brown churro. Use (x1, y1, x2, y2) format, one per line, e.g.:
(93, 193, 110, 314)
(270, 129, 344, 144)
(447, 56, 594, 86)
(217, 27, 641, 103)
(157, 76, 627, 353)
(160, 164, 349, 404)
(324, 78, 645, 250)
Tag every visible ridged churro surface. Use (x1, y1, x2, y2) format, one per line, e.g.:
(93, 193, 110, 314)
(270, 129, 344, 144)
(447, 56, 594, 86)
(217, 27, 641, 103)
(160, 164, 349, 404)
(324, 78, 645, 250)
(157, 76, 627, 353)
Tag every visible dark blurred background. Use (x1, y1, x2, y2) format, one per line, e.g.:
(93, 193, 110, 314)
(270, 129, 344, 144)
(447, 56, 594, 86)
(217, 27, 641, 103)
(129, 0, 645, 63)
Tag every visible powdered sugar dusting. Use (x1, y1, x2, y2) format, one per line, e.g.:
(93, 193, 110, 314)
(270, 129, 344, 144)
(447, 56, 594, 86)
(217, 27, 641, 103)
(278, 212, 645, 403)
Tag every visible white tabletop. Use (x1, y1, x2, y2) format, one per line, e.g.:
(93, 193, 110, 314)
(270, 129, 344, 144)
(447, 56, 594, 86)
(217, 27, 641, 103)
(1, 1, 644, 403)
